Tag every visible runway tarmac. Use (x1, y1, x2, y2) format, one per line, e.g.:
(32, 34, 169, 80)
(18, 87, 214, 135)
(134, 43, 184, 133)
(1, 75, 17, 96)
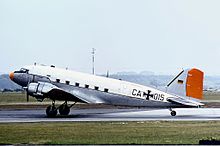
(0, 108, 220, 123)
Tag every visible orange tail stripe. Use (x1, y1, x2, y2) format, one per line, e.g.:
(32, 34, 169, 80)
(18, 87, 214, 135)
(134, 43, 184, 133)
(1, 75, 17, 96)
(186, 68, 204, 100)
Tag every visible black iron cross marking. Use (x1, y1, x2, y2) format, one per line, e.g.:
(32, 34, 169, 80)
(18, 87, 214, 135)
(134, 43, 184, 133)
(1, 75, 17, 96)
(143, 90, 154, 100)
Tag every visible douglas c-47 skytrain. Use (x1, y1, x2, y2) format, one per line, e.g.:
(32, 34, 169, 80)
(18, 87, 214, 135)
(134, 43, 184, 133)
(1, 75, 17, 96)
(9, 64, 204, 117)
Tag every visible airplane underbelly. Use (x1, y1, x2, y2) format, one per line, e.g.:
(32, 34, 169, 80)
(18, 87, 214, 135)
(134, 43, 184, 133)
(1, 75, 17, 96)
(104, 94, 174, 107)
(53, 83, 183, 108)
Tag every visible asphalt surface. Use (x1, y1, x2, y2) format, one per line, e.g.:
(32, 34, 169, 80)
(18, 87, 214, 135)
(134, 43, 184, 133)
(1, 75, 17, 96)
(0, 108, 220, 123)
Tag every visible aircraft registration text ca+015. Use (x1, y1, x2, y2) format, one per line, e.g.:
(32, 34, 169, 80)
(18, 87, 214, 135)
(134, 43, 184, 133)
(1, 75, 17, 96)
(132, 89, 165, 101)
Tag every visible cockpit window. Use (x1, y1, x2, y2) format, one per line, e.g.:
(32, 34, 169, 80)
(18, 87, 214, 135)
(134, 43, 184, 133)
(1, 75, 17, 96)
(14, 68, 29, 73)
(20, 68, 29, 72)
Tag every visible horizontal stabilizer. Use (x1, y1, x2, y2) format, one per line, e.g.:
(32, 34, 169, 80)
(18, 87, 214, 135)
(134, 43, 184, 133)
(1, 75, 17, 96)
(167, 97, 204, 107)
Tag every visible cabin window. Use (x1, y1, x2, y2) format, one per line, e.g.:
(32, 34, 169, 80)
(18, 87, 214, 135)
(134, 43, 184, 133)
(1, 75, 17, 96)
(75, 82, 79, 87)
(85, 84, 89, 88)
(104, 88, 109, 92)
(56, 79, 60, 83)
(66, 81, 70, 85)
(15, 68, 29, 73)
(94, 86, 99, 90)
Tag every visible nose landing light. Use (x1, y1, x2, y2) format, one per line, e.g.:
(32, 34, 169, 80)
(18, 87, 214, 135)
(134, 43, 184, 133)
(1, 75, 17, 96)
(9, 72, 14, 80)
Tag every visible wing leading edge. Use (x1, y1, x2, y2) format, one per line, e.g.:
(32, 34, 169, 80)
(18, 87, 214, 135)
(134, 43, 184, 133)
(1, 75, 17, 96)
(47, 88, 105, 103)
(28, 82, 104, 103)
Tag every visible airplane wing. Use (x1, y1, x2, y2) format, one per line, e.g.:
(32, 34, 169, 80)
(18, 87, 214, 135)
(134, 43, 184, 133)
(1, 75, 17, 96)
(45, 88, 87, 103)
(29, 82, 105, 104)
(167, 97, 204, 107)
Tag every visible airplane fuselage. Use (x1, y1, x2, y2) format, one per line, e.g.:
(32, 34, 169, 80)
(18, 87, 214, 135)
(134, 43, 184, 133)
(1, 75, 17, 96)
(10, 65, 204, 117)
(11, 65, 181, 108)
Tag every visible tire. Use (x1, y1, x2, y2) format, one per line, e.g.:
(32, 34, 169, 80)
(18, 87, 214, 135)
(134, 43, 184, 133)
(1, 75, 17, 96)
(59, 104, 70, 116)
(46, 105, 57, 117)
(171, 110, 176, 116)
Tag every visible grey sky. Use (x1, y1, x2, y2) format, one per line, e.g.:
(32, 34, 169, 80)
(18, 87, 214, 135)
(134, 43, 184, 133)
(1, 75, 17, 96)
(1, 0, 220, 75)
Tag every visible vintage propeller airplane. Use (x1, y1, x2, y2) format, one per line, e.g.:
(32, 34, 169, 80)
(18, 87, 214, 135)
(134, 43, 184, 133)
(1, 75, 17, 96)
(9, 64, 204, 117)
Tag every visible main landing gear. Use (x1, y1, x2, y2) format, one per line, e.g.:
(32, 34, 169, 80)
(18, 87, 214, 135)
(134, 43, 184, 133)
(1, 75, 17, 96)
(169, 108, 176, 116)
(46, 101, 75, 117)
(46, 101, 57, 117)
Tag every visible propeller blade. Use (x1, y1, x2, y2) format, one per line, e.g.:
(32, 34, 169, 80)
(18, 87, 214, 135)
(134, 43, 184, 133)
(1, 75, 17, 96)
(26, 91, 29, 102)
(25, 74, 32, 102)
(26, 78, 31, 102)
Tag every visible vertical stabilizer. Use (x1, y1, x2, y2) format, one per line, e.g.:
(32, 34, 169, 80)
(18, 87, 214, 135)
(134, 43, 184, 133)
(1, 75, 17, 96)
(167, 68, 204, 100)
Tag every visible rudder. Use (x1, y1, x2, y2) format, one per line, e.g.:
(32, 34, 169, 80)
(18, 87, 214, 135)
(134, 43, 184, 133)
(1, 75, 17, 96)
(186, 69, 203, 99)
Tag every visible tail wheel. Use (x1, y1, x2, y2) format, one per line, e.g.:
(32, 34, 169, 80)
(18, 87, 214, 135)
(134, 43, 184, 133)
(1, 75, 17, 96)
(46, 105, 57, 117)
(171, 110, 176, 116)
(59, 104, 70, 116)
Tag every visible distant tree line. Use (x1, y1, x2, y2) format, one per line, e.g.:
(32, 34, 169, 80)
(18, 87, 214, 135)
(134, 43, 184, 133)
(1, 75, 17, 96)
(1, 88, 24, 93)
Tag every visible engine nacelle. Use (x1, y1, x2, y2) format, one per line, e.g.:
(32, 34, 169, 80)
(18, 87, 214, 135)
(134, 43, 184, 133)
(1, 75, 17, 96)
(27, 82, 58, 97)
(28, 83, 40, 94)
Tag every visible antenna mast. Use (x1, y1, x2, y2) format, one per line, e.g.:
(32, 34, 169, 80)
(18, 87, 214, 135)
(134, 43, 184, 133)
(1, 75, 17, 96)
(92, 48, 96, 75)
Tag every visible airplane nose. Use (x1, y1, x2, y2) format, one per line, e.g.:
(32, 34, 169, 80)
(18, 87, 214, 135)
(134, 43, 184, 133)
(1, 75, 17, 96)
(9, 72, 14, 80)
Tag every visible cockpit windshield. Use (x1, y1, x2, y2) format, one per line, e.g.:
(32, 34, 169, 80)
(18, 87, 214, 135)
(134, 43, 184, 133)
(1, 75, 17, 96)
(14, 68, 29, 73)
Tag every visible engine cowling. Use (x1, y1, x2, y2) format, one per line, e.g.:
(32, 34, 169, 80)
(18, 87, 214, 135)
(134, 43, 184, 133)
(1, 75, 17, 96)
(28, 83, 40, 94)
(27, 82, 58, 97)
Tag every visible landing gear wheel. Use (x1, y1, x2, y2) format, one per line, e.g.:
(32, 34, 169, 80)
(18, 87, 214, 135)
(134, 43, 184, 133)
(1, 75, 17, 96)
(171, 110, 176, 116)
(59, 104, 70, 116)
(46, 105, 57, 117)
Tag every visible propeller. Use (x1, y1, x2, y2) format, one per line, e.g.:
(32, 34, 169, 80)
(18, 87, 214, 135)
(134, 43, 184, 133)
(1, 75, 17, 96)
(24, 75, 31, 102)
(26, 88, 29, 102)
(23, 86, 29, 102)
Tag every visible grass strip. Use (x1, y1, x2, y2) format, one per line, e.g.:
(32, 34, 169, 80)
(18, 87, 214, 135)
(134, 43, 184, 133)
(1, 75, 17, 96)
(0, 121, 220, 144)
